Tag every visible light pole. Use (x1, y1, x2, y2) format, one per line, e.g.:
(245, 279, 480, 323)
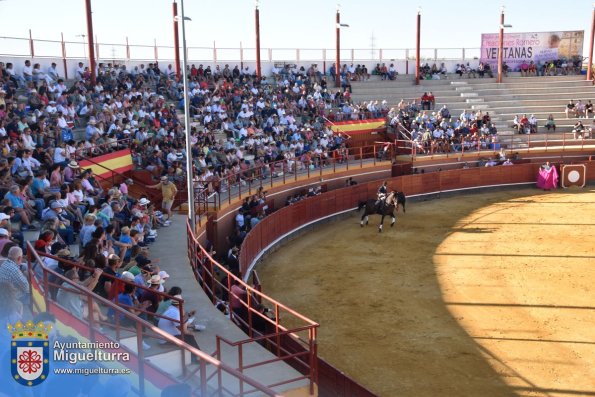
(415, 7, 421, 85)
(587, 2, 595, 81)
(173, 1, 181, 80)
(497, 6, 505, 84)
(84, 0, 96, 85)
(255, 0, 262, 79)
(335, 5, 341, 88)
(335, 4, 349, 88)
(176, 0, 195, 229)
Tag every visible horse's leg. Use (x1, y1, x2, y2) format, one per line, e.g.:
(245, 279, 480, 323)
(391, 212, 396, 227)
(360, 210, 365, 227)
(366, 215, 369, 225)
(379, 214, 384, 232)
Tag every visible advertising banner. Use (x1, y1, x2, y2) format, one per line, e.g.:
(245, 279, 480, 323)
(480, 31, 584, 71)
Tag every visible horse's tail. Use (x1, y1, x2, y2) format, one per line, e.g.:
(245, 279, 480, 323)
(398, 192, 406, 213)
(358, 201, 366, 211)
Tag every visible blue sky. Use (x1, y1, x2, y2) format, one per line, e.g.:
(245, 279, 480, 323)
(1, 0, 594, 59)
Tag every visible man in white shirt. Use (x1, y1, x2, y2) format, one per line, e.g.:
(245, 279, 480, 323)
(388, 64, 397, 80)
(45, 101, 58, 114)
(55, 80, 68, 96)
(47, 63, 60, 82)
(75, 62, 85, 82)
(157, 296, 203, 358)
(21, 130, 36, 151)
(53, 143, 69, 165)
(22, 60, 33, 84)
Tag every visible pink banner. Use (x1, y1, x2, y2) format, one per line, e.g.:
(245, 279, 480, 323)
(480, 30, 584, 72)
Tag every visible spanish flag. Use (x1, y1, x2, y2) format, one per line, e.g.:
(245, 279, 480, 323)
(79, 149, 133, 178)
(326, 118, 386, 136)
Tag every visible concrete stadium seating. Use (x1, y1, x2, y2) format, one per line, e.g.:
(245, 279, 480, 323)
(349, 73, 595, 150)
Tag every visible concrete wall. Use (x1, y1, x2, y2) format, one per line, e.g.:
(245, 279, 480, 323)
(1, 55, 481, 81)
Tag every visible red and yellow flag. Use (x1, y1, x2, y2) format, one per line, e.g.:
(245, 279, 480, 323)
(326, 118, 386, 136)
(79, 149, 133, 178)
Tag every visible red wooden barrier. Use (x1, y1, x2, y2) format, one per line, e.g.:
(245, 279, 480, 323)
(240, 162, 554, 275)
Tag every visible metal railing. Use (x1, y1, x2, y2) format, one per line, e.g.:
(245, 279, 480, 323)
(394, 133, 595, 161)
(186, 221, 319, 394)
(0, 34, 481, 65)
(201, 142, 396, 210)
(77, 137, 133, 160)
(25, 242, 282, 397)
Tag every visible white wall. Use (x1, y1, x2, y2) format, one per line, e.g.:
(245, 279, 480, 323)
(1, 56, 479, 81)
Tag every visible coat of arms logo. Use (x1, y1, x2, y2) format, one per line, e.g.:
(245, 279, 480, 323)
(8, 320, 51, 386)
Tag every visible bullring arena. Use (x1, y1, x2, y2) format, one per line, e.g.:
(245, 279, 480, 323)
(5, 4, 595, 394)
(257, 187, 595, 397)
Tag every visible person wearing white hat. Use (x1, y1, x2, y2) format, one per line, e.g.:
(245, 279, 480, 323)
(120, 271, 135, 282)
(85, 117, 99, 140)
(157, 294, 203, 362)
(0, 212, 11, 231)
(157, 270, 170, 293)
(139, 274, 163, 318)
(0, 228, 11, 254)
(138, 197, 151, 207)
(64, 160, 80, 183)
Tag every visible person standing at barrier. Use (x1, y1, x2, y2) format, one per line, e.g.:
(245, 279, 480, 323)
(148, 176, 176, 224)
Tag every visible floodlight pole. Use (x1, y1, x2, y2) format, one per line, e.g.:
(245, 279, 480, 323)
(335, 5, 341, 88)
(497, 6, 505, 84)
(179, 0, 195, 229)
(173, 1, 181, 80)
(587, 3, 595, 81)
(255, 0, 262, 79)
(84, 0, 97, 85)
(415, 7, 421, 85)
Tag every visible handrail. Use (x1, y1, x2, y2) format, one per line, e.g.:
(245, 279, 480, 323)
(187, 222, 319, 326)
(77, 138, 133, 160)
(77, 149, 164, 204)
(216, 141, 395, 206)
(27, 242, 282, 397)
(36, 251, 185, 324)
(394, 134, 595, 162)
(0, 34, 481, 63)
(186, 220, 319, 394)
(321, 115, 353, 140)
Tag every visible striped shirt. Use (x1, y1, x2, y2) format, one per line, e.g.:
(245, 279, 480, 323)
(0, 259, 29, 298)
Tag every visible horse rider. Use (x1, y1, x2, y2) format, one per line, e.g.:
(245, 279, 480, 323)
(376, 181, 388, 206)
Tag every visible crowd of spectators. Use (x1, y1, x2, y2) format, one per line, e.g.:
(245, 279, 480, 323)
(388, 98, 500, 155)
(0, 58, 210, 354)
(1, 52, 587, 379)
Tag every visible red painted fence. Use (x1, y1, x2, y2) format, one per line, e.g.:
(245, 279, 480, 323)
(236, 161, 595, 397)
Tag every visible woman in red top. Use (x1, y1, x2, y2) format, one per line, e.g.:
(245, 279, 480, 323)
(421, 93, 431, 110)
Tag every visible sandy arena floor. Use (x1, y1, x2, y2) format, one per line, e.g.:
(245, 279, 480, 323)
(257, 188, 595, 397)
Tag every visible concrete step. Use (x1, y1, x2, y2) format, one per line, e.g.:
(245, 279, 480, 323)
(460, 92, 478, 97)
(484, 98, 595, 107)
(472, 88, 595, 98)
(471, 104, 490, 110)
(465, 98, 484, 103)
